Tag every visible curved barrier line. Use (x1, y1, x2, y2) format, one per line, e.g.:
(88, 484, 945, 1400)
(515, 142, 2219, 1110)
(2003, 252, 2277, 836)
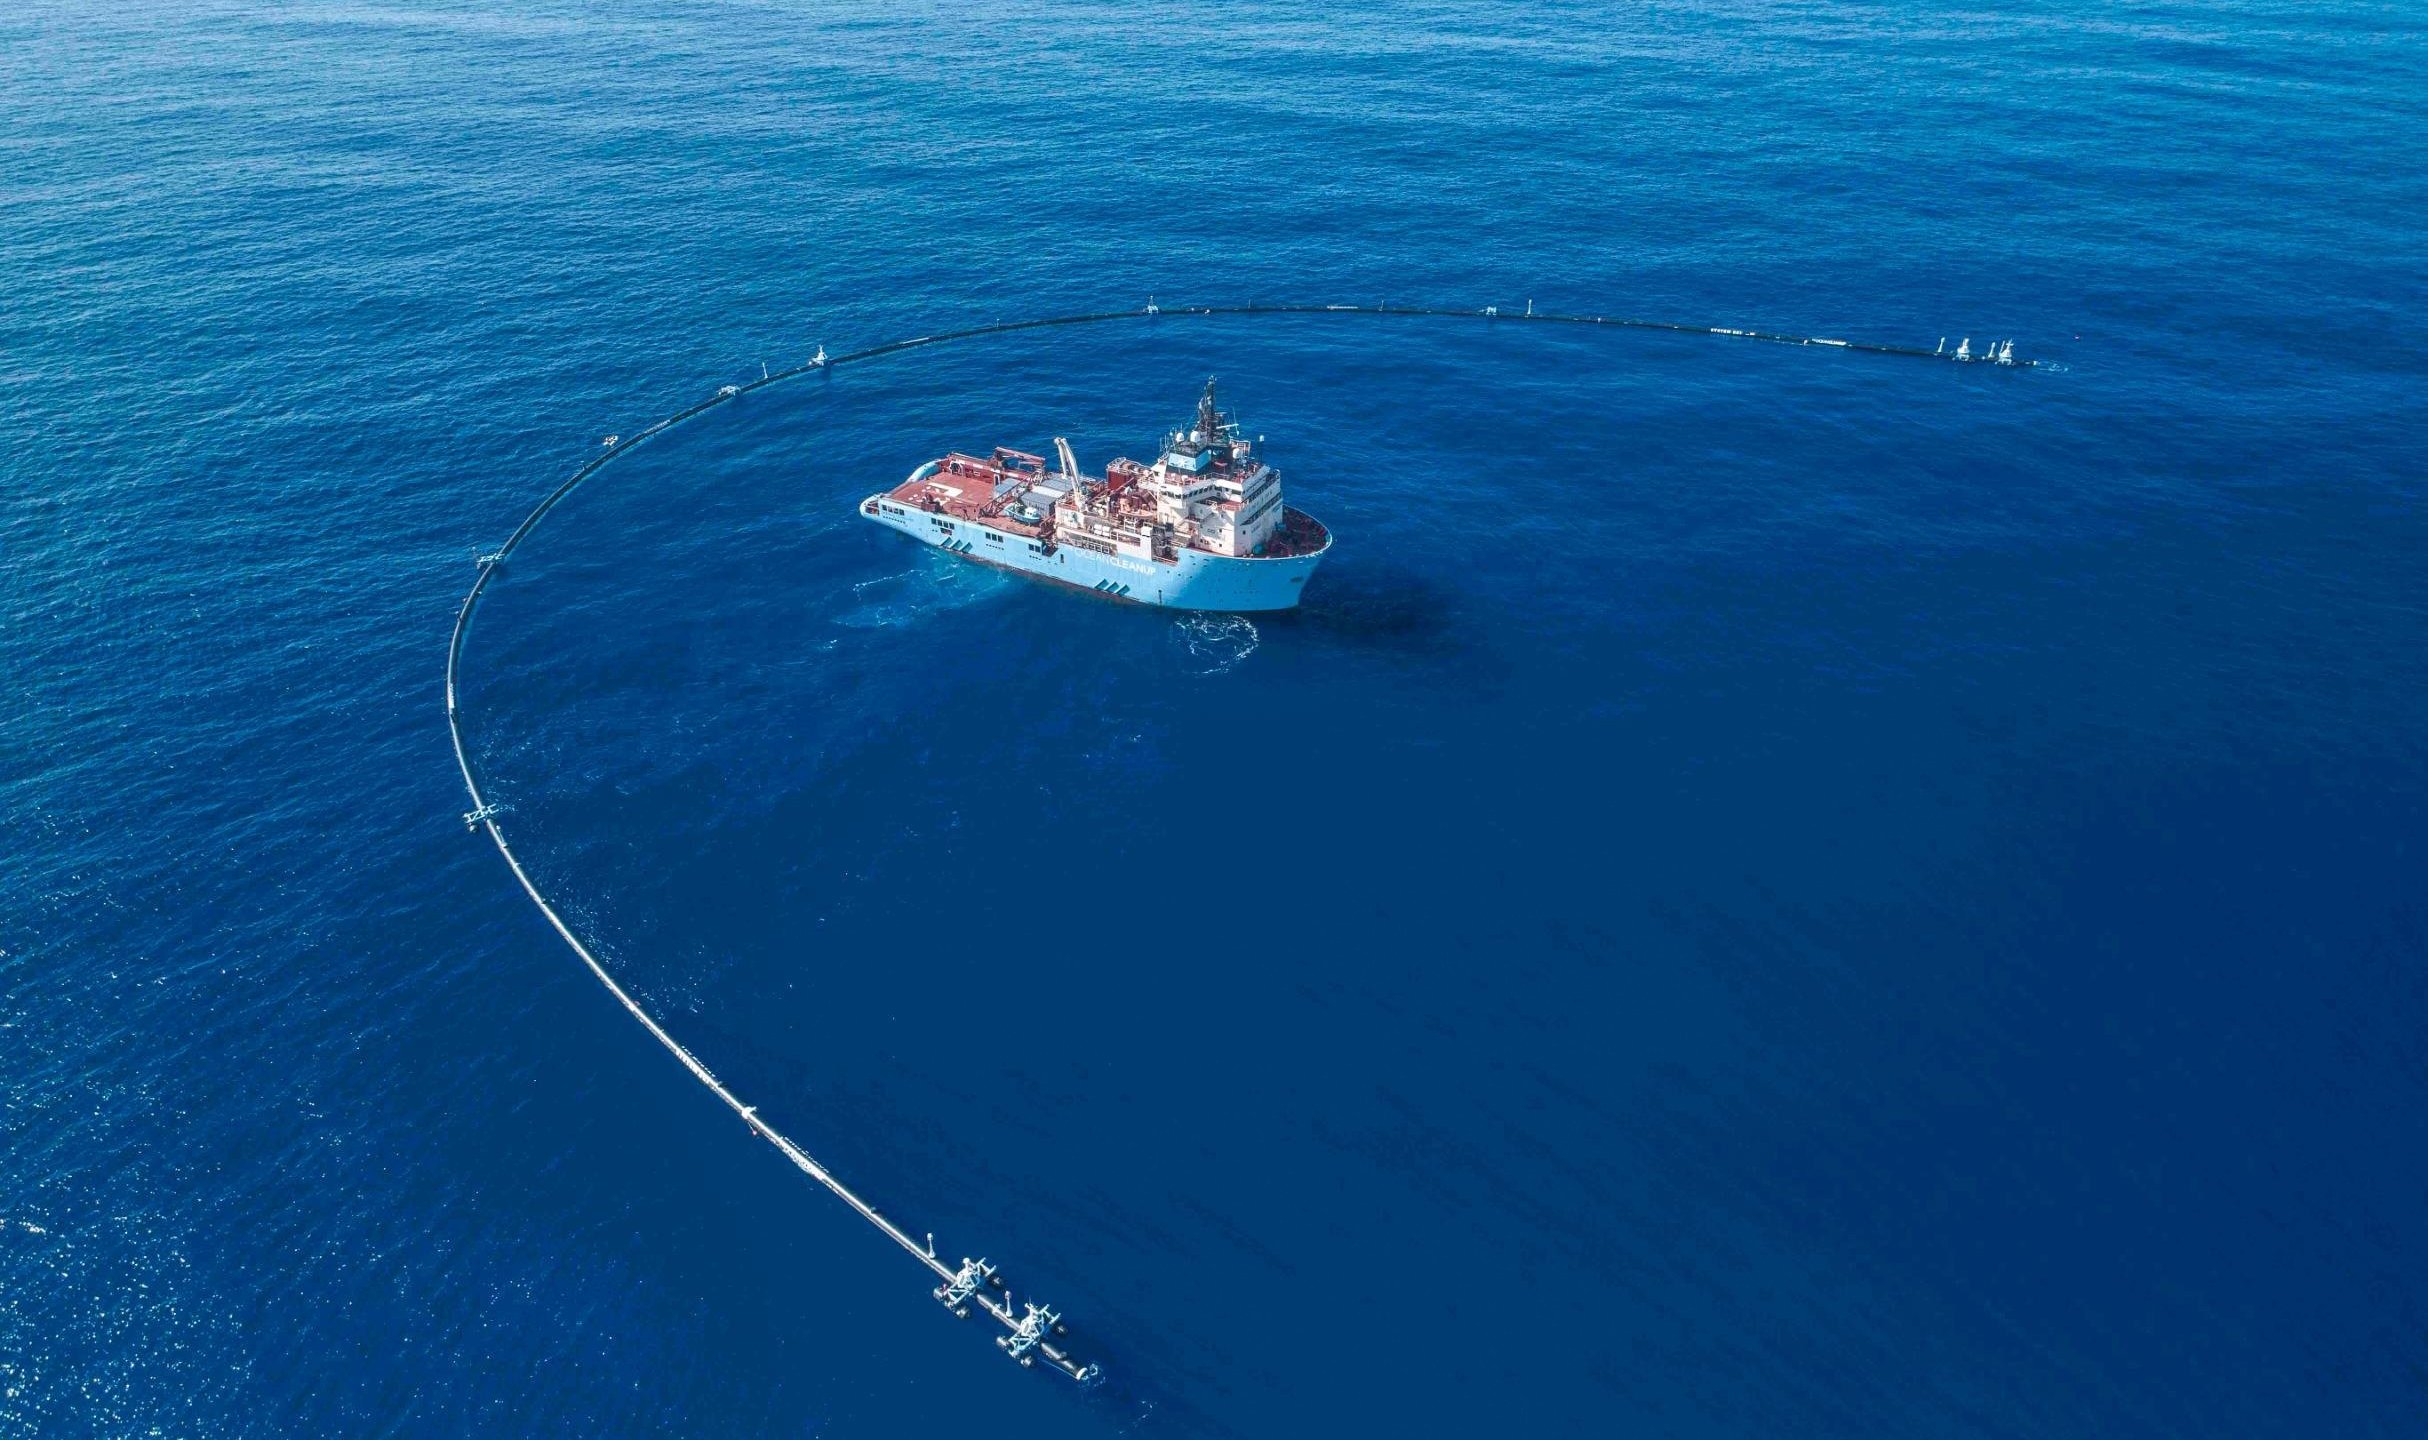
(444, 298, 2038, 1383)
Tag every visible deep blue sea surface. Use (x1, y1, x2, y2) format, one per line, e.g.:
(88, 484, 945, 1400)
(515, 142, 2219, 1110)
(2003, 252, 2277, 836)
(6, 3, 2426, 1435)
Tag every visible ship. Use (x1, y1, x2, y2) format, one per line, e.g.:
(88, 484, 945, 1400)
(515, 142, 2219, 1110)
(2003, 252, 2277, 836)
(860, 379, 1330, 611)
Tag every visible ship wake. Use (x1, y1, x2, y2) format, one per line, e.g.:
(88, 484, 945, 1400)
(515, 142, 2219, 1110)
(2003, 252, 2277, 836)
(1173, 613, 1260, 675)
(834, 558, 1011, 630)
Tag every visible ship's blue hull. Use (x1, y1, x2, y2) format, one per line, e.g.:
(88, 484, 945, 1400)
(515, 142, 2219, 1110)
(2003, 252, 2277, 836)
(861, 497, 1327, 611)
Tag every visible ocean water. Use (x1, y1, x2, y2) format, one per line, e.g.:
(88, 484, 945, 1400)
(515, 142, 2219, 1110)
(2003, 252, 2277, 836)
(5, 2, 2425, 1435)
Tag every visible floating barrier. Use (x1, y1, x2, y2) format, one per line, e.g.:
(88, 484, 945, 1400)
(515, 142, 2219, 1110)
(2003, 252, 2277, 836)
(442, 297, 2042, 1387)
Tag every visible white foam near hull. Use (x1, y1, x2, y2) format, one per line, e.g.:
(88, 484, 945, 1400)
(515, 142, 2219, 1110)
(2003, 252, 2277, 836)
(862, 497, 1327, 612)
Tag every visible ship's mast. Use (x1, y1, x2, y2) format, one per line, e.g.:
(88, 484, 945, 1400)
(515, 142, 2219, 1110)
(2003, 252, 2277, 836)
(1195, 376, 1223, 446)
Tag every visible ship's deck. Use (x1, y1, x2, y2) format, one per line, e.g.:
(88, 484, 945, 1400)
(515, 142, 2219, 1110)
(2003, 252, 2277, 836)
(1258, 508, 1331, 559)
(885, 455, 1049, 538)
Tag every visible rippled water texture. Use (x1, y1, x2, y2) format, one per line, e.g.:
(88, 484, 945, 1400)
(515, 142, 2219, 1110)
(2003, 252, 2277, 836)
(4, 3, 2424, 1436)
